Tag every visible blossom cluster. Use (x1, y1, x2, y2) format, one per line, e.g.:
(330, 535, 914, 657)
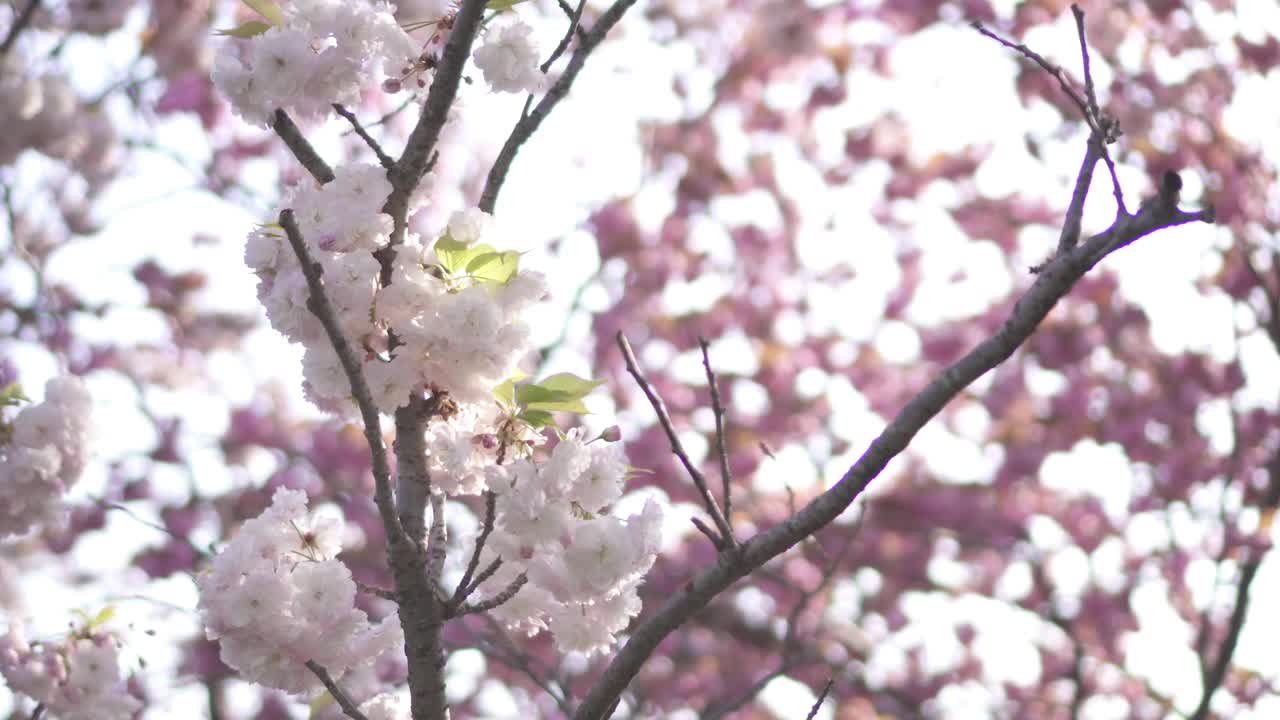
(464, 430, 663, 655)
(196, 487, 403, 696)
(473, 20, 544, 95)
(212, 0, 417, 126)
(0, 623, 141, 720)
(0, 54, 120, 179)
(0, 376, 93, 538)
(245, 167, 544, 413)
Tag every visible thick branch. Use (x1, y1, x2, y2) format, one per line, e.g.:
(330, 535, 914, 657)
(394, 393, 433, 542)
(478, 0, 639, 213)
(573, 205, 1214, 719)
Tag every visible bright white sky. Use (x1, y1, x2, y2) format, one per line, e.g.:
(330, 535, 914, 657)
(3, 0, 1280, 718)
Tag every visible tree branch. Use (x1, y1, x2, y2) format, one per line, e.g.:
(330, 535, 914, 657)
(384, 0, 489, 245)
(1191, 447, 1280, 719)
(573, 203, 1214, 720)
(451, 491, 497, 608)
(699, 337, 735, 533)
(333, 103, 395, 170)
(305, 661, 370, 720)
(478, 0, 639, 213)
(541, 0, 586, 72)
(0, 0, 40, 58)
(617, 331, 736, 549)
(277, 210, 402, 545)
(271, 109, 336, 184)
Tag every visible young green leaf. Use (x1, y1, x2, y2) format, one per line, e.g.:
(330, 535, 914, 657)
(0, 383, 29, 407)
(488, 0, 532, 11)
(216, 20, 273, 38)
(517, 409, 555, 428)
(537, 372, 605, 397)
(466, 250, 520, 284)
(242, 0, 285, 26)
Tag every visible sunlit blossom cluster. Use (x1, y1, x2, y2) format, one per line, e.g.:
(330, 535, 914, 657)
(244, 163, 545, 412)
(196, 488, 404, 696)
(0, 624, 142, 720)
(212, 0, 418, 126)
(0, 376, 93, 538)
(466, 430, 662, 655)
(473, 20, 544, 94)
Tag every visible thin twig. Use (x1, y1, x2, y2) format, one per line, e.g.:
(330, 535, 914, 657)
(1191, 451, 1280, 720)
(271, 109, 335, 184)
(805, 679, 834, 720)
(542, 0, 586, 72)
(451, 572, 527, 617)
(355, 580, 397, 601)
(0, 0, 41, 58)
(332, 104, 395, 170)
(479, 0, 639, 213)
(616, 331, 736, 549)
(969, 20, 1092, 131)
(276, 210, 403, 544)
(553, 0, 589, 43)
(699, 337, 734, 533)
(305, 660, 370, 720)
(451, 491, 497, 607)
(1069, 5, 1125, 213)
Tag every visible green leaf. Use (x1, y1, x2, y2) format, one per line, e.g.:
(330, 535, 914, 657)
(492, 372, 528, 408)
(488, 0, 532, 10)
(510, 373, 604, 414)
(516, 409, 555, 428)
(513, 384, 581, 412)
(309, 692, 335, 719)
(435, 236, 497, 276)
(242, 0, 285, 26)
(215, 19, 272, 37)
(537, 373, 605, 397)
(89, 606, 117, 629)
(0, 383, 29, 407)
(465, 250, 520, 284)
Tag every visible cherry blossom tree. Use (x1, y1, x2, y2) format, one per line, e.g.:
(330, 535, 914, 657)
(0, 0, 1275, 719)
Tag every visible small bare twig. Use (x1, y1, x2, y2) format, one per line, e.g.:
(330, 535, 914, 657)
(271, 109, 336, 184)
(451, 491, 498, 607)
(616, 331, 736, 549)
(0, 0, 40, 57)
(699, 337, 735, 532)
(479, 0, 639, 213)
(276, 210, 403, 543)
(1191, 450, 1280, 720)
(305, 660, 370, 720)
(553, 0, 589, 43)
(1069, 5, 1125, 213)
(542, 0, 586, 72)
(969, 20, 1092, 131)
(451, 572, 527, 617)
(805, 679, 834, 720)
(355, 580, 396, 601)
(332, 104, 395, 170)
